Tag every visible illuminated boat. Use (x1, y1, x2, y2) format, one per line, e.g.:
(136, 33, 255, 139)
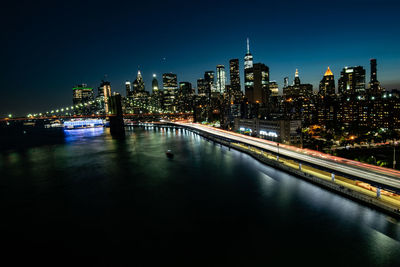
(64, 119, 104, 129)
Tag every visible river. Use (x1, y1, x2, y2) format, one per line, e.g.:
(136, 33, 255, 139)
(1, 126, 400, 266)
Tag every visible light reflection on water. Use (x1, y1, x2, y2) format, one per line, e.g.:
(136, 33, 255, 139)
(0, 126, 399, 266)
(64, 127, 105, 142)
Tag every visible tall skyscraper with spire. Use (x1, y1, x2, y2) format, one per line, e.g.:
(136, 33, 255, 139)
(319, 67, 335, 97)
(243, 38, 270, 107)
(244, 38, 253, 70)
(318, 67, 337, 125)
(294, 69, 301, 86)
(133, 69, 145, 93)
(244, 38, 254, 99)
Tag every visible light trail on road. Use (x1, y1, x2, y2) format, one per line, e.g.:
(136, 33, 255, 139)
(177, 123, 400, 192)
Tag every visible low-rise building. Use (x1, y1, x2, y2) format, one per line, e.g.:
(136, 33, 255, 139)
(234, 118, 301, 144)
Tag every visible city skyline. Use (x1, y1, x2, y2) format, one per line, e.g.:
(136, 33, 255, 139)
(2, 0, 400, 116)
(3, 1, 400, 265)
(3, 49, 394, 116)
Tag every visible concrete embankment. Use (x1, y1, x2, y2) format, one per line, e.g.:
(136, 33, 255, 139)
(172, 124, 400, 218)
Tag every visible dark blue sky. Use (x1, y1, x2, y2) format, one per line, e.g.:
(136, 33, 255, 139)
(2, 0, 400, 116)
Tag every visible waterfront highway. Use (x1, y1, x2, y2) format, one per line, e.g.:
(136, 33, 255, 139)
(177, 123, 400, 192)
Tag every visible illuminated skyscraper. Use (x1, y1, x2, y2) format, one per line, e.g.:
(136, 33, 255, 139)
(284, 77, 289, 88)
(269, 81, 279, 97)
(98, 80, 111, 113)
(152, 74, 159, 94)
(337, 66, 366, 127)
(73, 84, 94, 105)
(204, 71, 215, 98)
(254, 63, 270, 104)
(244, 38, 255, 100)
(244, 69, 254, 97)
(129, 70, 150, 114)
(216, 65, 226, 94)
(197, 78, 206, 95)
(125, 81, 132, 97)
(245, 63, 270, 104)
(163, 73, 178, 111)
(73, 83, 95, 115)
(229, 59, 241, 93)
(149, 74, 162, 110)
(282, 71, 314, 124)
(318, 67, 337, 125)
(244, 38, 253, 70)
(369, 59, 381, 95)
(338, 66, 366, 96)
(319, 67, 335, 97)
(163, 73, 178, 91)
(177, 82, 193, 112)
(133, 69, 145, 93)
(370, 59, 377, 83)
(179, 82, 192, 95)
(294, 69, 301, 86)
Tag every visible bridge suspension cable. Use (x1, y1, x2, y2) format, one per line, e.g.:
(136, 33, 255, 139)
(25, 98, 171, 118)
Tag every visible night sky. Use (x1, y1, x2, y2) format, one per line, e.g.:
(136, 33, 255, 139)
(2, 0, 400, 116)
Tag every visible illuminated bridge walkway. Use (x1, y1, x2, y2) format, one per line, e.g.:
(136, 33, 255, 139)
(173, 122, 400, 216)
(1, 97, 193, 122)
(0, 113, 193, 122)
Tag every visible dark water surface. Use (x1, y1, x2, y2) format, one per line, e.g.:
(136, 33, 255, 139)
(1, 127, 400, 266)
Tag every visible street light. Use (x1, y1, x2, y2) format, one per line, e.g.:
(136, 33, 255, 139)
(394, 141, 398, 169)
(277, 143, 280, 161)
(371, 155, 377, 165)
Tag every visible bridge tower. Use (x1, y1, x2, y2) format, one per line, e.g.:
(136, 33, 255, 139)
(108, 94, 125, 137)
